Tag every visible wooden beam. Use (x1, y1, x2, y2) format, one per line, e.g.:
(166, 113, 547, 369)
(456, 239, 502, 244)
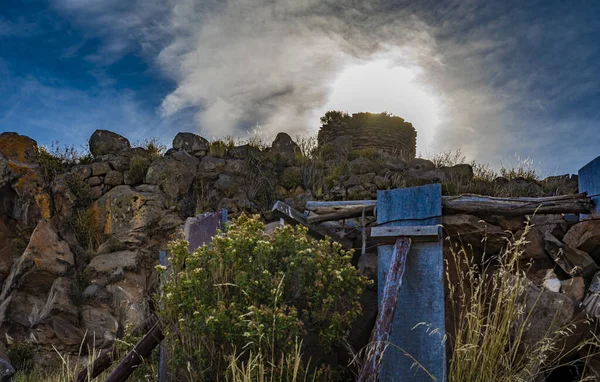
(104, 321, 164, 382)
(271, 201, 354, 249)
(371, 225, 442, 243)
(306, 193, 593, 220)
(442, 193, 593, 216)
(358, 238, 411, 382)
(74, 315, 160, 382)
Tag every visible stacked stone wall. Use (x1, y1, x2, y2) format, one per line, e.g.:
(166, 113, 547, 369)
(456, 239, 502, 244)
(318, 112, 417, 158)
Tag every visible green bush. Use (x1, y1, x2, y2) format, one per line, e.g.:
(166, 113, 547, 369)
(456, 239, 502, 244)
(129, 155, 152, 185)
(158, 214, 370, 381)
(8, 342, 36, 373)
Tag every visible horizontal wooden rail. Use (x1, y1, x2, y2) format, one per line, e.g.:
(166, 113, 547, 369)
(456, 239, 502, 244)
(306, 193, 593, 221)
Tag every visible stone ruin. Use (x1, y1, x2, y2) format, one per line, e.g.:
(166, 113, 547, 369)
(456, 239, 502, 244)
(317, 111, 417, 159)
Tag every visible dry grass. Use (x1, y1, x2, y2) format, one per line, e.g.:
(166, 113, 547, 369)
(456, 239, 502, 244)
(447, 224, 600, 382)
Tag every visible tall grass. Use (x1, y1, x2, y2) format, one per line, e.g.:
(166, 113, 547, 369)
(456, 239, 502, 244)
(447, 224, 600, 381)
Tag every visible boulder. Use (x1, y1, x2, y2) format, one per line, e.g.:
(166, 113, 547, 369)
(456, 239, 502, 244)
(172, 132, 209, 156)
(88, 251, 139, 274)
(271, 133, 299, 164)
(215, 174, 243, 197)
(408, 158, 435, 172)
(543, 231, 597, 278)
(563, 220, 600, 262)
(87, 176, 102, 186)
(349, 157, 381, 174)
(198, 156, 226, 175)
(91, 185, 181, 243)
(89, 130, 131, 157)
(80, 306, 119, 348)
(91, 162, 111, 176)
(0, 343, 15, 381)
(145, 153, 198, 207)
(0, 132, 38, 164)
(442, 214, 508, 256)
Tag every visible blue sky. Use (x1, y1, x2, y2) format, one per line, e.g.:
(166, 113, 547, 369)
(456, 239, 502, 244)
(0, 0, 599, 175)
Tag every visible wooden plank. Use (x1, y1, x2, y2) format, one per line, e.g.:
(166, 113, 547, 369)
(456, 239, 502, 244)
(579, 156, 600, 217)
(442, 193, 592, 216)
(271, 201, 354, 249)
(377, 184, 445, 381)
(306, 194, 592, 218)
(358, 238, 411, 382)
(371, 225, 442, 243)
(306, 206, 374, 224)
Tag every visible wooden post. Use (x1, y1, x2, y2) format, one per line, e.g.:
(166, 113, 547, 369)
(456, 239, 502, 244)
(579, 156, 600, 217)
(358, 238, 411, 381)
(376, 184, 445, 381)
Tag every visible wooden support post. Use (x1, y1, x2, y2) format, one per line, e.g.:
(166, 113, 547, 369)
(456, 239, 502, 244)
(376, 184, 445, 381)
(104, 322, 165, 382)
(358, 238, 411, 381)
(579, 156, 600, 217)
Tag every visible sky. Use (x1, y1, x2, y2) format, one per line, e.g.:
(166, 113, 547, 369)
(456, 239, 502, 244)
(0, 0, 599, 175)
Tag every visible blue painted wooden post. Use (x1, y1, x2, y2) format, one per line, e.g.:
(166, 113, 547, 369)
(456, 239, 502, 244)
(579, 156, 600, 217)
(377, 184, 446, 381)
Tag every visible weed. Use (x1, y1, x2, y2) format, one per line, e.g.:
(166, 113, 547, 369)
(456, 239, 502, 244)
(8, 342, 36, 373)
(129, 154, 152, 185)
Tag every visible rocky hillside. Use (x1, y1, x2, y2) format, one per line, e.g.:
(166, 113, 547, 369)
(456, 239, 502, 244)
(0, 129, 598, 376)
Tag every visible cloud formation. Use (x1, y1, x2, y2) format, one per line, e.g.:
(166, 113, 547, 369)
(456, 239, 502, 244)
(51, 0, 600, 173)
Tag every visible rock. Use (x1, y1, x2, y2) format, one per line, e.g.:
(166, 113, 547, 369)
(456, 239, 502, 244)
(173, 132, 209, 156)
(88, 251, 139, 274)
(264, 221, 284, 238)
(104, 171, 123, 187)
(271, 133, 300, 164)
(441, 164, 474, 181)
(80, 306, 119, 348)
(561, 277, 585, 301)
(92, 185, 181, 242)
(108, 155, 131, 172)
(91, 162, 111, 176)
(89, 130, 131, 157)
(215, 174, 243, 197)
(0, 221, 74, 301)
(583, 271, 600, 317)
(373, 175, 392, 189)
(198, 156, 226, 175)
(344, 173, 375, 188)
(90, 186, 103, 200)
(515, 228, 554, 275)
(358, 252, 377, 283)
(528, 214, 570, 240)
(519, 282, 576, 353)
(349, 157, 381, 174)
(229, 144, 259, 160)
(87, 176, 102, 186)
(72, 164, 92, 180)
(0, 132, 38, 164)
(442, 214, 508, 256)
(542, 269, 561, 292)
(544, 231, 597, 278)
(408, 158, 435, 172)
(145, 153, 198, 207)
(329, 136, 353, 158)
(563, 220, 600, 262)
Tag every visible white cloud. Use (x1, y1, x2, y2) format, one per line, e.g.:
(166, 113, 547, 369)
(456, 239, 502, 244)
(49, 0, 600, 174)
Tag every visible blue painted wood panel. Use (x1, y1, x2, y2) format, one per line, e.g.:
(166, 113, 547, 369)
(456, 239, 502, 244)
(377, 184, 446, 381)
(579, 155, 600, 216)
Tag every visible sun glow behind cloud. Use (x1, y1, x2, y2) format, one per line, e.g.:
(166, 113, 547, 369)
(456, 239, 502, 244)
(313, 53, 444, 153)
